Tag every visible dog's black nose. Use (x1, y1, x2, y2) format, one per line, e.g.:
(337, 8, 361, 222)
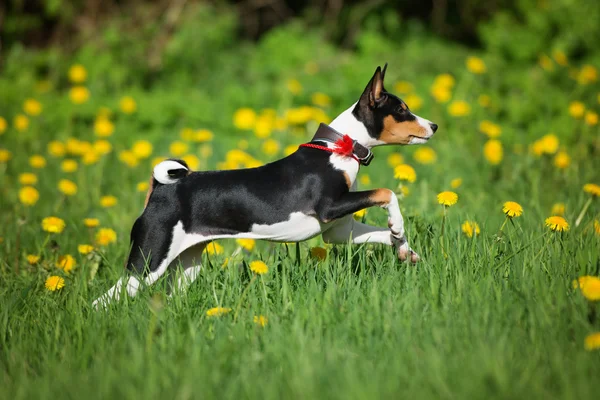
(430, 123, 438, 133)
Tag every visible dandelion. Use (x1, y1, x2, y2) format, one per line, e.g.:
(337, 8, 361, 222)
(94, 117, 114, 137)
(585, 332, 600, 351)
(78, 244, 94, 255)
(576, 183, 600, 227)
(578, 65, 598, 85)
(286, 79, 302, 95)
(45, 276, 65, 291)
(387, 153, 404, 167)
(311, 92, 331, 107)
(552, 50, 568, 66)
(27, 255, 40, 265)
(310, 247, 327, 261)
(93, 140, 112, 155)
(137, 181, 149, 192)
(394, 81, 414, 94)
(580, 277, 600, 301)
(84, 218, 100, 228)
(61, 159, 78, 173)
(478, 94, 491, 108)
(96, 228, 117, 246)
(69, 86, 90, 104)
(23, 99, 42, 116)
(430, 85, 451, 103)
(503, 201, 523, 218)
(595, 219, 600, 236)
(284, 145, 298, 156)
(413, 147, 437, 164)
(29, 155, 46, 169)
(254, 113, 274, 139)
(0, 148, 12, 162)
(437, 191, 458, 207)
(132, 140, 153, 159)
(68, 64, 87, 83)
(483, 139, 503, 165)
(42, 216, 65, 233)
(250, 260, 269, 275)
(585, 111, 598, 126)
(461, 221, 480, 238)
(451, 178, 462, 189)
(568, 101, 585, 118)
(19, 173, 37, 185)
(233, 108, 257, 130)
(119, 96, 137, 114)
(0, 116, 7, 133)
(100, 195, 118, 208)
(236, 238, 255, 252)
(448, 100, 471, 117)
(206, 307, 231, 317)
(354, 209, 367, 219)
(261, 139, 280, 156)
(433, 74, 455, 88)
(394, 164, 416, 182)
(254, 315, 268, 327)
(181, 154, 200, 170)
(404, 94, 423, 111)
(359, 174, 371, 185)
(479, 121, 501, 138)
(545, 216, 569, 232)
(551, 203, 565, 216)
(56, 255, 76, 273)
(538, 54, 554, 71)
(58, 179, 78, 196)
(14, 114, 29, 131)
(204, 242, 223, 255)
(118, 150, 139, 168)
(466, 56, 486, 74)
(169, 141, 189, 156)
(19, 186, 39, 206)
(553, 151, 570, 169)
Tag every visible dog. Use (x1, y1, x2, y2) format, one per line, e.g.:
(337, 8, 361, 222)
(93, 64, 438, 308)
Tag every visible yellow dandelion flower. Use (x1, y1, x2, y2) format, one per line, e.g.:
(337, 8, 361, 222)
(551, 203, 565, 216)
(595, 220, 600, 236)
(552, 50, 568, 66)
(450, 178, 462, 189)
(84, 218, 100, 228)
(404, 94, 423, 111)
(578, 65, 598, 85)
(254, 113, 274, 139)
(553, 151, 570, 169)
(23, 98, 42, 116)
(68, 64, 87, 83)
(94, 117, 114, 137)
(93, 140, 112, 155)
(169, 141, 189, 156)
(19, 173, 37, 185)
(100, 195, 118, 208)
(180, 154, 199, 170)
(573, 276, 594, 289)
(131, 140, 153, 159)
(0, 116, 7, 134)
(461, 221, 480, 238)
(286, 79, 302, 95)
(0, 148, 12, 163)
(583, 183, 600, 197)
(137, 181, 149, 192)
(45, 276, 65, 291)
(42, 216, 65, 233)
(580, 277, 600, 301)
(430, 85, 452, 103)
(56, 254, 76, 273)
(118, 150, 139, 168)
(14, 114, 29, 131)
(437, 191, 458, 207)
(311, 92, 331, 107)
(433, 74, 455, 89)
(479, 120, 502, 138)
(191, 129, 212, 143)
(82, 150, 100, 165)
(254, 315, 268, 327)
(310, 247, 327, 261)
(204, 242, 224, 255)
(69, 86, 90, 104)
(354, 209, 367, 219)
(394, 164, 416, 183)
(233, 108, 257, 130)
(568, 101, 585, 118)
(394, 81, 414, 94)
(27, 255, 40, 265)
(60, 159, 78, 173)
(413, 147, 437, 165)
(585, 332, 600, 351)
(206, 307, 231, 317)
(466, 56, 486, 74)
(19, 186, 39, 206)
(119, 96, 137, 114)
(29, 155, 46, 169)
(58, 179, 77, 196)
(261, 139, 280, 156)
(78, 244, 94, 255)
(96, 228, 117, 246)
(545, 216, 569, 232)
(250, 260, 269, 275)
(502, 201, 523, 218)
(387, 153, 404, 167)
(236, 238, 255, 252)
(585, 111, 598, 126)
(538, 54, 554, 71)
(448, 100, 471, 117)
(359, 174, 371, 186)
(284, 145, 298, 156)
(483, 139, 503, 165)
(478, 94, 491, 108)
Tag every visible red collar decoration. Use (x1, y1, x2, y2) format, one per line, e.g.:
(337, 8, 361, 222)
(299, 123, 374, 166)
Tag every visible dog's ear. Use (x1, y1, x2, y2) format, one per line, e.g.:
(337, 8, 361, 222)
(381, 62, 388, 84)
(360, 66, 386, 108)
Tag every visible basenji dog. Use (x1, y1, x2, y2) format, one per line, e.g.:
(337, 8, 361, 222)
(93, 64, 438, 308)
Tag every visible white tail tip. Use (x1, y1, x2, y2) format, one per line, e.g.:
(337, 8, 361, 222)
(153, 159, 189, 185)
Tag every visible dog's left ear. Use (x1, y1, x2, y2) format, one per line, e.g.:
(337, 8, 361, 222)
(360, 65, 386, 108)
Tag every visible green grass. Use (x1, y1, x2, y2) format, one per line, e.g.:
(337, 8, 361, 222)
(1, 7, 600, 398)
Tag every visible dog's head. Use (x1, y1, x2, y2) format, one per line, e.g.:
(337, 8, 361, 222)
(353, 64, 438, 145)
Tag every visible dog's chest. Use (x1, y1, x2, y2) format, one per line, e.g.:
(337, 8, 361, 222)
(329, 153, 360, 186)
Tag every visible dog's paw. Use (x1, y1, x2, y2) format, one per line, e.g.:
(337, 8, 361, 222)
(387, 218, 405, 240)
(396, 240, 420, 264)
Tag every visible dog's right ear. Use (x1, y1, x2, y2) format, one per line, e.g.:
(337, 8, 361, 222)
(359, 66, 385, 108)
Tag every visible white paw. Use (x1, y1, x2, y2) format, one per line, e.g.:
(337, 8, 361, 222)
(396, 240, 419, 264)
(387, 218, 405, 240)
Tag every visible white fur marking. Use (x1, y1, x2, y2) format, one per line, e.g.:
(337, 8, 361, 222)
(153, 160, 188, 185)
(329, 102, 385, 148)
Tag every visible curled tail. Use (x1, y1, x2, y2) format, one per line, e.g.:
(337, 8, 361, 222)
(153, 159, 190, 185)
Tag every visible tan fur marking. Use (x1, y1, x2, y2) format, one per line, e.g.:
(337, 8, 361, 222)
(343, 172, 352, 188)
(380, 115, 428, 145)
(370, 188, 393, 206)
(143, 176, 155, 208)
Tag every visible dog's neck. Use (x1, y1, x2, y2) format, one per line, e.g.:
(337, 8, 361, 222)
(329, 102, 382, 149)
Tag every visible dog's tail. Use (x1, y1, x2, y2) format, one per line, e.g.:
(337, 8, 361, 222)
(153, 159, 190, 185)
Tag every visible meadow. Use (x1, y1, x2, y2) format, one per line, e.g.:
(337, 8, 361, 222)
(1, 4, 600, 399)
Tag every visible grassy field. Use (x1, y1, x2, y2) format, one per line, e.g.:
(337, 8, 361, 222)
(1, 6, 600, 398)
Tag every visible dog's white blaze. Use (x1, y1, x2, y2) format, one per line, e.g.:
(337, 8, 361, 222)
(329, 102, 384, 148)
(409, 113, 435, 145)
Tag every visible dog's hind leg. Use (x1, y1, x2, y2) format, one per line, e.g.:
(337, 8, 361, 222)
(169, 242, 208, 296)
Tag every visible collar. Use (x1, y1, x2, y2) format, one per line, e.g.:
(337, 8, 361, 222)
(307, 123, 374, 166)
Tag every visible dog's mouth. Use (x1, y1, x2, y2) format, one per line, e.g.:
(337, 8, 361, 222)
(409, 135, 430, 141)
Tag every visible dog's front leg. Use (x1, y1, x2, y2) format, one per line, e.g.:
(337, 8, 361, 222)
(319, 189, 418, 262)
